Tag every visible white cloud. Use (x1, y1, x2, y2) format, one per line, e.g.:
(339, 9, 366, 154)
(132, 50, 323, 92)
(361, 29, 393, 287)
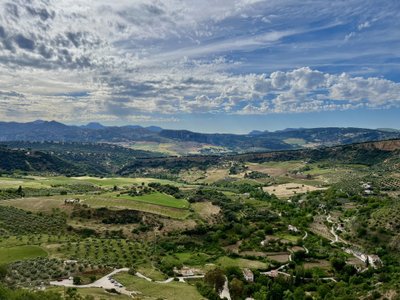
(0, 0, 399, 122)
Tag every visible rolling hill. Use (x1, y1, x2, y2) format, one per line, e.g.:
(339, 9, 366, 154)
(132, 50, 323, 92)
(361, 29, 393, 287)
(1, 121, 400, 153)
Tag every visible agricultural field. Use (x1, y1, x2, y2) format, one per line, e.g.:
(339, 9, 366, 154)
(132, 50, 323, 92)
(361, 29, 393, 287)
(263, 183, 327, 198)
(0, 196, 68, 212)
(0, 245, 47, 264)
(117, 192, 189, 209)
(52, 238, 151, 267)
(80, 194, 190, 219)
(215, 256, 268, 269)
(124, 141, 229, 156)
(0, 175, 183, 189)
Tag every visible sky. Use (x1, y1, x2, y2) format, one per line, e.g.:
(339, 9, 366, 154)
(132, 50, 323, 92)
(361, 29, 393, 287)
(0, 0, 399, 133)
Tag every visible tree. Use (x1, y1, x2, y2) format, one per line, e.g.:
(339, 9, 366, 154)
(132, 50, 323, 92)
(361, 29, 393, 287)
(204, 268, 225, 293)
(331, 257, 346, 272)
(65, 287, 79, 299)
(293, 287, 306, 300)
(128, 266, 137, 275)
(73, 276, 82, 285)
(17, 185, 24, 197)
(230, 278, 244, 300)
(254, 286, 268, 300)
(0, 265, 7, 280)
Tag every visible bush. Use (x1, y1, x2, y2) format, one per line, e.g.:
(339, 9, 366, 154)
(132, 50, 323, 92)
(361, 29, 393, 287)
(73, 276, 81, 285)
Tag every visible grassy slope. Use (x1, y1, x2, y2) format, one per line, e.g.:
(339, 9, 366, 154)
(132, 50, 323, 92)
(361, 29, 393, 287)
(0, 176, 183, 189)
(0, 245, 47, 264)
(0, 194, 190, 219)
(82, 194, 190, 219)
(114, 272, 203, 300)
(118, 192, 189, 209)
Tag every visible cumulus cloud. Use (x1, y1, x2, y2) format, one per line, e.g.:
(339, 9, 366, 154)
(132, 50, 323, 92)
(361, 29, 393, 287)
(0, 0, 399, 122)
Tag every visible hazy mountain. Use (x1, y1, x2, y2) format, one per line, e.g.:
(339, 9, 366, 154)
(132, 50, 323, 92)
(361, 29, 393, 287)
(0, 121, 400, 153)
(145, 126, 163, 133)
(80, 122, 106, 130)
(248, 130, 265, 136)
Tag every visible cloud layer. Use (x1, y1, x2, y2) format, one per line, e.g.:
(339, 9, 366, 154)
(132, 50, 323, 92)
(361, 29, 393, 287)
(0, 0, 399, 122)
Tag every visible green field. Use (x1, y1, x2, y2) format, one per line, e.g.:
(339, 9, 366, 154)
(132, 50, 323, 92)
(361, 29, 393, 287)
(0, 193, 191, 219)
(0, 175, 183, 189)
(113, 272, 203, 300)
(72, 176, 184, 187)
(137, 264, 167, 281)
(49, 287, 131, 299)
(169, 252, 212, 268)
(0, 245, 47, 264)
(82, 194, 190, 219)
(276, 233, 300, 242)
(118, 192, 189, 209)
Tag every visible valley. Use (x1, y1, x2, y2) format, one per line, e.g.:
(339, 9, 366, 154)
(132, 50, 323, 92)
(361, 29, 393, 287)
(0, 139, 399, 299)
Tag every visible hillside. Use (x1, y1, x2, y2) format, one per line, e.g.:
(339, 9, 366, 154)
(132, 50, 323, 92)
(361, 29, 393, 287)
(1, 139, 399, 176)
(118, 139, 400, 175)
(0, 146, 85, 175)
(0, 142, 163, 176)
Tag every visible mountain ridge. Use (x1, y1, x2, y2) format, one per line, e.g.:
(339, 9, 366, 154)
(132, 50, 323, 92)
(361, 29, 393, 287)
(1, 120, 400, 153)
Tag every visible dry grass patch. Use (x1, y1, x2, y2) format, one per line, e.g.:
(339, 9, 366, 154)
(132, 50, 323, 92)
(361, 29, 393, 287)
(263, 183, 327, 198)
(265, 252, 290, 263)
(216, 256, 268, 269)
(192, 202, 220, 221)
(247, 161, 305, 177)
(303, 260, 330, 270)
(0, 196, 68, 212)
(204, 168, 230, 183)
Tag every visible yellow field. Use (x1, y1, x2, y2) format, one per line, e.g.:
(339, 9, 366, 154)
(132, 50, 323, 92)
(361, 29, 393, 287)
(263, 183, 327, 198)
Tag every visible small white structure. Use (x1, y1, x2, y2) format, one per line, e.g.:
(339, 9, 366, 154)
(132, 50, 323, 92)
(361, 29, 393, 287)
(361, 183, 372, 189)
(64, 198, 80, 204)
(361, 183, 373, 195)
(243, 268, 254, 282)
(288, 225, 299, 233)
(261, 236, 279, 246)
(263, 270, 279, 278)
(367, 255, 383, 268)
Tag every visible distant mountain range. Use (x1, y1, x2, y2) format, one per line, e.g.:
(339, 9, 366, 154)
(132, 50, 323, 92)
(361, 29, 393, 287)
(0, 120, 400, 153)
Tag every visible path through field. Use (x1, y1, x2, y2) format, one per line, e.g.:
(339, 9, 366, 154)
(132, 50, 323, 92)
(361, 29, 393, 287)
(219, 276, 231, 300)
(51, 268, 206, 298)
(302, 231, 309, 254)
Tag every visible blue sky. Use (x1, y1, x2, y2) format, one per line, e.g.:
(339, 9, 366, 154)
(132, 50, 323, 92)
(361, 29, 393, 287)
(0, 0, 399, 133)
